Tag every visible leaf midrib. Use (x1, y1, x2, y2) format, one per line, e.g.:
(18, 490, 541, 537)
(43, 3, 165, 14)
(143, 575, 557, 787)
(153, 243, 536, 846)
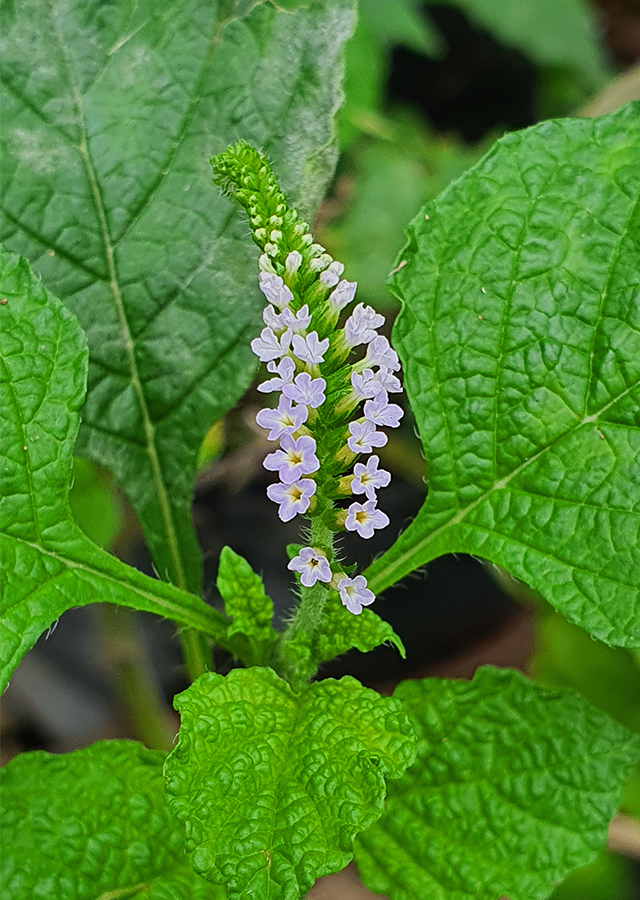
(46, 0, 242, 593)
(3, 529, 230, 636)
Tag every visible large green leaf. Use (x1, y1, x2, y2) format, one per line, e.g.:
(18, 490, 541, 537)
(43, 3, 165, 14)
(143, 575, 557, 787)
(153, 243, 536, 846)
(366, 104, 640, 647)
(0, 246, 230, 690)
(356, 666, 640, 900)
(428, 0, 609, 90)
(0, 0, 356, 594)
(0, 740, 223, 900)
(164, 667, 416, 900)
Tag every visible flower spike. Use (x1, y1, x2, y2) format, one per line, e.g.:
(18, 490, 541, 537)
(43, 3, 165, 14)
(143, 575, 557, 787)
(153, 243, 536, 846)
(211, 142, 406, 615)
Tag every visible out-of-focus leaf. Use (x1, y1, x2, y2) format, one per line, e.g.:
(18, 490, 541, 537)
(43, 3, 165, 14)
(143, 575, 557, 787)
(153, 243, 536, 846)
(69, 457, 121, 549)
(322, 125, 486, 308)
(0, 0, 356, 594)
(0, 740, 224, 900)
(550, 850, 636, 900)
(428, 0, 610, 90)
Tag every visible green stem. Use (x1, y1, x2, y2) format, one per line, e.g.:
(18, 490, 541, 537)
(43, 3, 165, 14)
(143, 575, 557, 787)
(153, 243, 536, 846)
(98, 605, 176, 752)
(180, 628, 213, 682)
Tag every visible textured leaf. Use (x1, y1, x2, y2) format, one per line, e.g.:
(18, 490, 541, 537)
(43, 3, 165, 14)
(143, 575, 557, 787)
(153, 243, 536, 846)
(0, 0, 356, 594)
(0, 740, 223, 900)
(0, 246, 230, 690)
(283, 593, 405, 680)
(164, 667, 416, 900)
(428, 0, 609, 89)
(366, 104, 640, 647)
(356, 666, 640, 900)
(216, 545, 278, 666)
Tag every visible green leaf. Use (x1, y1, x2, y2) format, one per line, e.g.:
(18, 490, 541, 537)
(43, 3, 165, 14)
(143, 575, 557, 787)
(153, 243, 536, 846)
(366, 104, 640, 647)
(164, 667, 416, 900)
(362, 0, 441, 56)
(0, 740, 223, 900)
(355, 666, 640, 900)
(69, 456, 122, 549)
(0, 0, 356, 594)
(283, 593, 405, 679)
(427, 0, 609, 90)
(216, 546, 278, 666)
(0, 246, 231, 690)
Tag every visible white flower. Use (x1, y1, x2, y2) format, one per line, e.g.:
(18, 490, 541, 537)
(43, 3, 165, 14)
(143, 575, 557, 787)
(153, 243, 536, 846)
(320, 260, 345, 286)
(281, 304, 311, 334)
(351, 455, 391, 501)
(344, 303, 385, 347)
(363, 392, 404, 428)
(345, 499, 389, 539)
(292, 331, 330, 365)
(375, 367, 403, 393)
(285, 251, 302, 275)
(259, 254, 276, 273)
(267, 479, 316, 522)
(255, 396, 308, 441)
(328, 279, 357, 311)
(363, 335, 400, 372)
(251, 327, 292, 362)
(337, 575, 375, 614)
(347, 420, 387, 454)
(288, 546, 332, 587)
(257, 357, 296, 393)
(263, 304, 285, 331)
(259, 271, 293, 309)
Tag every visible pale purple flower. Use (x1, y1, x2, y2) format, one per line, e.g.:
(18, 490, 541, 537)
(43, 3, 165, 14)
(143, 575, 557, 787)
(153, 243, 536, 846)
(283, 372, 326, 409)
(251, 327, 292, 362)
(337, 575, 375, 614)
(292, 331, 330, 365)
(288, 546, 332, 587)
(285, 251, 302, 275)
(267, 479, 316, 522)
(351, 368, 385, 400)
(345, 499, 390, 539)
(281, 304, 311, 334)
(347, 420, 388, 454)
(344, 303, 385, 347)
(364, 392, 404, 428)
(329, 279, 357, 312)
(257, 357, 296, 393)
(363, 335, 400, 372)
(259, 271, 293, 309)
(263, 304, 285, 331)
(263, 433, 319, 483)
(351, 455, 391, 501)
(320, 260, 345, 287)
(375, 367, 403, 393)
(351, 367, 402, 400)
(256, 396, 307, 441)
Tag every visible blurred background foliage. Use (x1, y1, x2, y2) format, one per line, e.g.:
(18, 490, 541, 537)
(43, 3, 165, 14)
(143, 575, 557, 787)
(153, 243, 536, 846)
(5, 1, 640, 896)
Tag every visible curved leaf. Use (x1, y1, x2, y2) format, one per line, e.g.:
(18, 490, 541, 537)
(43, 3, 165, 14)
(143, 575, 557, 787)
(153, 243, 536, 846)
(164, 667, 416, 899)
(356, 667, 640, 900)
(0, 740, 223, 900)
(367, 104, 640, 647)
(0, 246, 230, 690)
